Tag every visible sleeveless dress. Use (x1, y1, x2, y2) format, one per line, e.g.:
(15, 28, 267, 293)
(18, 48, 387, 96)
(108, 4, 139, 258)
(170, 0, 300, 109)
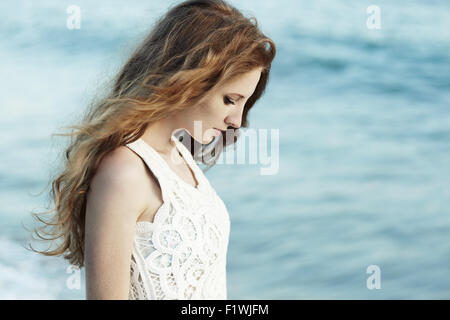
(124, 134, 231, 300)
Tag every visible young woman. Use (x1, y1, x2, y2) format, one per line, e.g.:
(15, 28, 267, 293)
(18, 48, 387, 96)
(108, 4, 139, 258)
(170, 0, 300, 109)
(30, 0, 276, 300)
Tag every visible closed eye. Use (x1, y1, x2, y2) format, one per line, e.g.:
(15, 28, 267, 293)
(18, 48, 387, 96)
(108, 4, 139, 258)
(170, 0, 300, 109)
(223, 96, 235, 105)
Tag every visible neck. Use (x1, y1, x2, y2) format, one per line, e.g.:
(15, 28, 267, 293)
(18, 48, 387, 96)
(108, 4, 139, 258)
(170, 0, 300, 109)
(141, 118, 180, 155)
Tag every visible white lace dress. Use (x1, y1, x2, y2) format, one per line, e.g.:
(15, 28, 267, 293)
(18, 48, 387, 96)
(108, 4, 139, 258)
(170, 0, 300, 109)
(125, 134, 230, 299)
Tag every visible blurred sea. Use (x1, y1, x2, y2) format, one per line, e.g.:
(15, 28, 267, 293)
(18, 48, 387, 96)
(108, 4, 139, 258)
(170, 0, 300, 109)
(0, 0, 449, 299)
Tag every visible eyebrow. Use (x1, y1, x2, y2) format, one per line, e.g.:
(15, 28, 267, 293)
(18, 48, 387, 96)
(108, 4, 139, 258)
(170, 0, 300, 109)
(229, 93, 246, 100)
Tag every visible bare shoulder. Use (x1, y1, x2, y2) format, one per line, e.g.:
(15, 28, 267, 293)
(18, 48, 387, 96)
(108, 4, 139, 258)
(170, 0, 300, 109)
(87, 145, 162, 224)
(88, 146, 148, 223)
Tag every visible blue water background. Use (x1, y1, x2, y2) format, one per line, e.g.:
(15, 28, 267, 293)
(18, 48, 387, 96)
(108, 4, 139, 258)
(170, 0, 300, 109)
(0, 0, 449, 298)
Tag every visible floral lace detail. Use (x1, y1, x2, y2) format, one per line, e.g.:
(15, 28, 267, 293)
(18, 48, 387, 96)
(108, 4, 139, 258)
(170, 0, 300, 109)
(126, 136, 230, 300)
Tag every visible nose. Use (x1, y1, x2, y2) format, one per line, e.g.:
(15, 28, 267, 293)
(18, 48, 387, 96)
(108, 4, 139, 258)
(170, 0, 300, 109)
(226, 120, 241, 129)
(225, 106, 243, 129)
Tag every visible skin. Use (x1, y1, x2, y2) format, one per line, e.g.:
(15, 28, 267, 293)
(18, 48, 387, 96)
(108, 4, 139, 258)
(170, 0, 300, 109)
(85, 67, 263, 299)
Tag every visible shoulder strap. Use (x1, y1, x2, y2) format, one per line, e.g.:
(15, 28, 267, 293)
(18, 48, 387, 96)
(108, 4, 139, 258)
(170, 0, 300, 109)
(172, 136, 210, 188)
(125, 139, 171, 203)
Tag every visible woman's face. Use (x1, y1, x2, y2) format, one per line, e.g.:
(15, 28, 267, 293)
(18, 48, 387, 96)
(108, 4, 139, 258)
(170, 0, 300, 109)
(176, 67, 263, 144)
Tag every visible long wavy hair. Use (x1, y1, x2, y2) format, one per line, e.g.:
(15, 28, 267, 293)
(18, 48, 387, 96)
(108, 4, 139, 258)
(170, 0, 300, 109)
(28, 0, 276, 268)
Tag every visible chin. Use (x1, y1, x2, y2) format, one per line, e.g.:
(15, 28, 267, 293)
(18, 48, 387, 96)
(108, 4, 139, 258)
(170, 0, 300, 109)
(202, 134, 216, 144)
(183, 132, 211, 145)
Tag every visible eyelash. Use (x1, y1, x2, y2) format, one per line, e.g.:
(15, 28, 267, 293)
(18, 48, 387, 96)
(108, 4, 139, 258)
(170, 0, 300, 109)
(224, 96, 235, 105)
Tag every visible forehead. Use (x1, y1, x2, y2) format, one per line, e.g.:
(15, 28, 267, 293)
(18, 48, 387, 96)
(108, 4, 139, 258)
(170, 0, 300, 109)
(222, 67, 263, 95)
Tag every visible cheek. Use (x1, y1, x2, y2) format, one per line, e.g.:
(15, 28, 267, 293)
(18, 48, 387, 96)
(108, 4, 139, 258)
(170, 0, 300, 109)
(201, 101, 223, 120)
(183, 107, 213, 132)
(187, 96, 224, 129)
